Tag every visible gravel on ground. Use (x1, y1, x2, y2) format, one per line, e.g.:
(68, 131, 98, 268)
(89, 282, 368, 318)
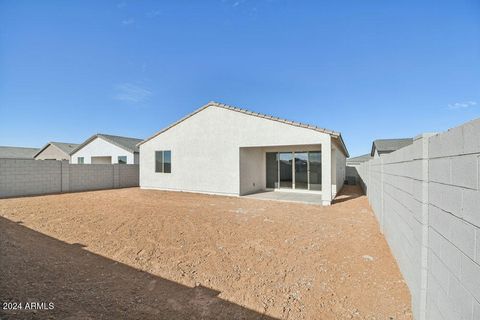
(0, 185, 411, 320)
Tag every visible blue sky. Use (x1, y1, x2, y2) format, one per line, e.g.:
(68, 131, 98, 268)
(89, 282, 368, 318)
(0, 0, 479, 156)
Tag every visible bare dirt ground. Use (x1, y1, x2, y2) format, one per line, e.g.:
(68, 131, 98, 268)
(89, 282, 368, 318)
(0, 185, 411, 320)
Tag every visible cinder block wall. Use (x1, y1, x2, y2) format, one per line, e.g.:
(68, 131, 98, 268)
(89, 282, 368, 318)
(357, 118, 480, 320)
(118, 164, 140, 188)
(0, 160, 139, 198)
(69, 164, 115, 192)
(0, 159, 62, 198)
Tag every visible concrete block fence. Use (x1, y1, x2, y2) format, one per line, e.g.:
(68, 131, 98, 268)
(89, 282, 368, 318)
(0, 159, 139, 198)
(357, 118, 480, 320)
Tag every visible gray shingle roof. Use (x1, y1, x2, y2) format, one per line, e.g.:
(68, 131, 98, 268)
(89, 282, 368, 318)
(71, 133, 143, 155)
(0, 146, 39, 159)
(138, 101, 349, 157)
(371, 138, 413, 156)
(51, 142, 79, 154)
(34, 142, 80, 158)
(347, 153, 372, 164)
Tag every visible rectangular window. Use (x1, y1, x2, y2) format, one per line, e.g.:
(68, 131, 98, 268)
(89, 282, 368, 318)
(78, 157, 84, 164)
(155, 150, 171, 173)
(155, 151, 163, 172)
(163, 151, 171, 173)
(118, 156, 127, 164)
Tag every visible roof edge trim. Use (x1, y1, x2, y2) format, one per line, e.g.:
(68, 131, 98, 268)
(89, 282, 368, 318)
(138, 101, 347, 156)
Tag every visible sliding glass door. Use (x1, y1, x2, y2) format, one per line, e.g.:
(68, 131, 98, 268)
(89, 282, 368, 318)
(308, 152, 322, 190)
(279, 152, 293, 188)
(266, 151, 321, 191)
(294, 152, 308, 189)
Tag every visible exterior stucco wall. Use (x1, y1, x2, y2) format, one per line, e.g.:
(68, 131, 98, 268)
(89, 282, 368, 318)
(331, 148, 337, 196)
(356, 118, 480, 320)
(140, 105, 333, 201)
(71, 137, 136, 164)
(239, 147, 265, 195)
(34, 144, 70, 161)
(334, 144, 346, 195)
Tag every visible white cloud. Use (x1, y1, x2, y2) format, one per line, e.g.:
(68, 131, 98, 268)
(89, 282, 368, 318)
(122, 18, 135, 25)
(146, 10, 161, 18)
(448, 101, 477, 110)
(224, 0, 245, 7)
(113, 83, 152, 103)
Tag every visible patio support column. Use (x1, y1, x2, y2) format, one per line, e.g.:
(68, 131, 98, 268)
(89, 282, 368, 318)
(321, 137, 332, 205)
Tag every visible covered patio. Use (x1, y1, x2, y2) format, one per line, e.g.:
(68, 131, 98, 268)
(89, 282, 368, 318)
(239, 140, 345, 205)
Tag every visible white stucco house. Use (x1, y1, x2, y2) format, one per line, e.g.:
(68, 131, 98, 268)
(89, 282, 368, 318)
(70, 133, 142, 164)
(138, 102, 348, 205)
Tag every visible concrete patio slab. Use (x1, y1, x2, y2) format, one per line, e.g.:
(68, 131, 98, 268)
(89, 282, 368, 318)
(242, 190, 323, 205)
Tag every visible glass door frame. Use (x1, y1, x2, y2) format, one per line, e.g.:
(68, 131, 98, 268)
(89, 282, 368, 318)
(293, 152, 309, 190)
(267, 151, 321, 191)
(278, 152, 293, 189)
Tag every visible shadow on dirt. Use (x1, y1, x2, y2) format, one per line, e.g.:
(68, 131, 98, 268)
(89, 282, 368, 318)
(0, 216, 277, 320)
(332, 184, 364, 204)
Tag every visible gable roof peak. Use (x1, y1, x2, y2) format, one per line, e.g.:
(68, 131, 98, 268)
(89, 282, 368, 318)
(70, 133, 143, 155)
(138, 101, 349, 157)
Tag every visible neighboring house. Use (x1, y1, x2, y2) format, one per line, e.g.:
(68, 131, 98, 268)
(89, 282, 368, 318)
(70, 134, 142, 164)
(138, 101, 349, 205)
(34, 142, 79, 161)
(371, 138, 413, 158)
(346, 153, 372, 166)
(0, 146, 39, 159)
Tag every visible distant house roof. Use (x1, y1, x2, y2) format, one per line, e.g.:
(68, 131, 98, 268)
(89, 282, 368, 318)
(34, 142, 79, 158)
(371, 138, 413, 156)
(70, 133, 143, 155)
(138, 101, 350, 157)
(347, 153, 372, 164)
(0, 146, 39, 159)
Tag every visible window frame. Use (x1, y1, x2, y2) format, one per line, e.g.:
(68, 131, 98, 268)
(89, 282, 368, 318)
(78, 157, 84, 164)
(155, 150, 171, 173)
(163, 150, 171, 173)
(118, 156, 127, 164)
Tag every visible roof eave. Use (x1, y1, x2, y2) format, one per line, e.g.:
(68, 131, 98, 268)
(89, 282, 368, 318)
(137, 101, 345, 148)
(71, 134, 139, 155)
(69, 135, 97, 155)
(33, 142, 52, 158)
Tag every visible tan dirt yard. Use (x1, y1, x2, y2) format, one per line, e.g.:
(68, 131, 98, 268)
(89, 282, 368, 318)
(0, 185, 411, 320)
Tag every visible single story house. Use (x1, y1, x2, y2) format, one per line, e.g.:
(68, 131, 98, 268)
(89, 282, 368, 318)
(0, 146, 39, 159)
(70, 133, 142, 164)
(34, 142, 79, 161)
(371, 138, 413, 158)
(138, 101, 349, 205)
